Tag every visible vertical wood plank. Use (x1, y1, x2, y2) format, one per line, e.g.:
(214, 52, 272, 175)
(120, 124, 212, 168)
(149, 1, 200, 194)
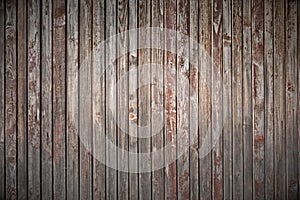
(189, 0, 199, 198)
(264, 0, 274, 199)
(92, 0, 106, 199)
(66, 0, 79, 198)
(105, 0, 117, 198)
(0, 0, 5, 198)
(79, 0, 93, 198)
(164, 0, 177, 199)
(53, 0, 66, 199)
(128, 0, 139, 198)
(117, 0, 129, 199)
(27, 0, 41, 198)
(242, 0, 253, 198)
(212, 0, 223, 199)
(17, 0, 28, 198)
(138, 0, 152, 199)
(199, 0, 212, 199)
(151, 0, 165, 199)
(252, 0, 265, 199)
(5, 0, 17, 199)
(274, 0, 286, 199)
(285, 0, 298, 198)
(222, 0, 232, 199)
(41, 0, 53, 198)
(232, 0, 243, 199)
(176, 0, 190, 198)
(298, 1, 300, 198)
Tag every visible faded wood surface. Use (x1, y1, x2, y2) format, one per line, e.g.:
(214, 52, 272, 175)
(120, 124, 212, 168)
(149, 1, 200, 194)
(0, 0, 299, 200)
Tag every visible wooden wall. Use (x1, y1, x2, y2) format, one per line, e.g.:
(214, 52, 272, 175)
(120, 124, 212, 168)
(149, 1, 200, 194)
(0, 0, 299, 199)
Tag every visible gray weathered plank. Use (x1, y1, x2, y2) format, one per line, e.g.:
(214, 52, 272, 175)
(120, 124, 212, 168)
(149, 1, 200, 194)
(198, 0, 212, 199)
(232, 1, 243, 199)
(222, 0, 233, 199)
(274, 0, 286, 199)
(66, 0, 79, 198)
(92, 0, 106, 199)
(128, 0, 139, 198)
(264, 0, 274, 199)
(252, 0, 265, 199)
(189, 0, 199, 198)
(17, 0, 28, 198)
(138, 0, 152, 199)
(53, 0, 66, 199)
(117, 0, 129, 199)
(0, 0, 5, 198)
(27, 0, 41, 198)
(41, 0, 53, 198)
(105, 0, 117, 198)
(164, 0, 177, 199)
(242, 0, 253, 198)
(79, 0, 93, 198)
(5, 0, 17, 198)
(285, 0, 298, 198)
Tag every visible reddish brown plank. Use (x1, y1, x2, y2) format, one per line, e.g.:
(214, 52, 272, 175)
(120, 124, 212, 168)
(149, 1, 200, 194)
(66, 0, 79, 198)
(17, 0, 28, 198)
(242, 0, 253, 198)
(285, 0, 298, 198)
(252, 0, 265, 199)
(176, 0, 190, 199)
(212, 0, 223, 199)
(222, 0, 233, 199)
(151, 0, 165, 199)
(264, 0, 274, 199)
(164, 0, 177, 199)
(92, 0, 106, 199)
(5, 0, 17, 199)
(198, 0, 212, 199)
(27, 0, 41, 198)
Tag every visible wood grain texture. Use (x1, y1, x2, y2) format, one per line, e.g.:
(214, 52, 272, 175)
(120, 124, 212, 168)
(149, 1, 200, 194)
(176, 0, 190, 199)
(17, 0, 28, 198)
(285, 0, 298, 198)
(242, 0, 253, 198)
(198, 0, 212, 199)
(0, 1, 299, 199)
(5, 0, 17, 199)
(164, 0, 177, 199)
(41, 0, 53, 199)
(274, 0, 286, 199)
(92, 0, 106, 199)
(66, 0, 79, 198)
(79, 0, 93, 198)
(0, 1, 5, 198)
(128, 0, 139, 199)
(222, 0, 232, 199)
(252, 0, 265, 199)
(27, 0, 41, 198)
(53, 0, 66, 199)
(151, 0, 165, 199)
(264, 0, 274, 199)
(189, 0, 199, 199)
